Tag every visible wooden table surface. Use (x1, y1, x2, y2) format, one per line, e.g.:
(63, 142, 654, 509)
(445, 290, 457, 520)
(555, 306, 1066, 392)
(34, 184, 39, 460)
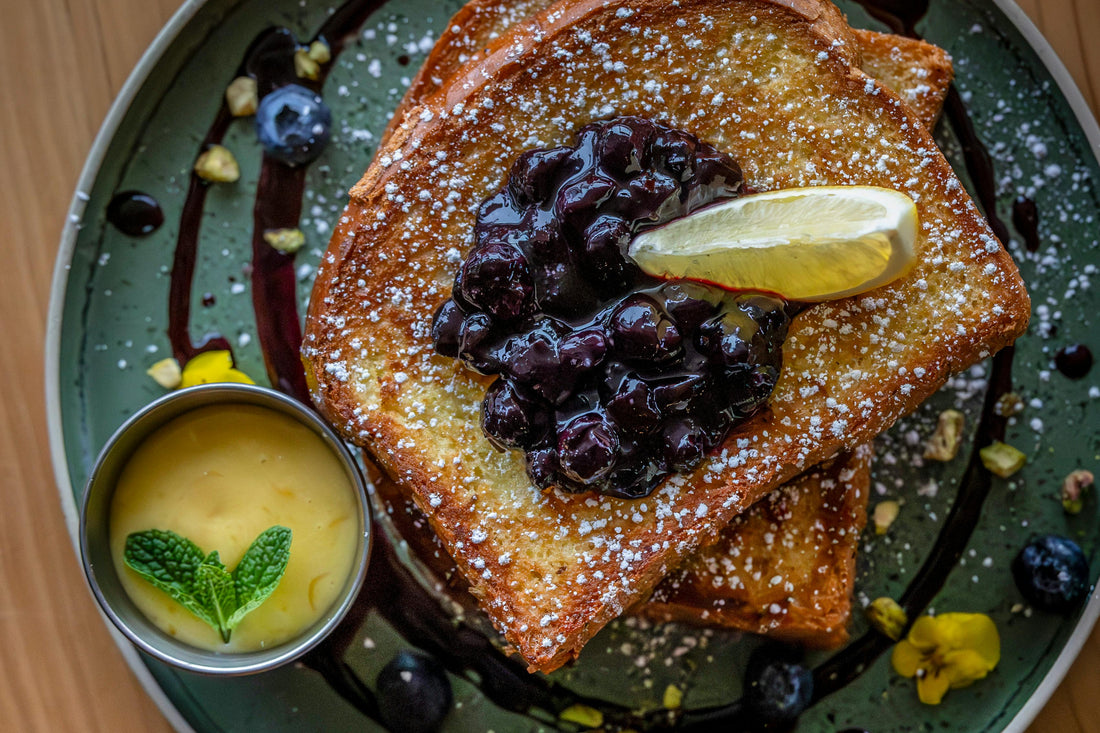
(2, 0, 1097, 730)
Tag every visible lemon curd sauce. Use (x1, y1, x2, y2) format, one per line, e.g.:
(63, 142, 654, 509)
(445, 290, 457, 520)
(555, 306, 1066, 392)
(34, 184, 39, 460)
(108, 404, 360, 652)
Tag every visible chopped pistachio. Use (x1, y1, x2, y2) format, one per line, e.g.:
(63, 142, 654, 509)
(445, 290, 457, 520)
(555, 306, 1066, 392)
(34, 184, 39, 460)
(294, 48, 321, 80)
(867, 597, 908, 640)
(307, 39, 331, 64)
(662, 683, 683, 710)
(924, 409, 965, 462)
(994, 392, 1024, 417)
(559, 703, 603, 729)
(225, 76, 258, 117)
(873, 500, 900, 535)
(145, 357, 182, 389)
(194, 145, 240, 182)
(263, 228, 306, 254)
(979, 441, 1026, 478)
(1061, 469, 1094, 515)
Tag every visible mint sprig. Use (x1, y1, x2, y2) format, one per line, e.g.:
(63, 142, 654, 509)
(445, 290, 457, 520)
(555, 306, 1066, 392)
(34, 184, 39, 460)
(124, 526, 292, 643)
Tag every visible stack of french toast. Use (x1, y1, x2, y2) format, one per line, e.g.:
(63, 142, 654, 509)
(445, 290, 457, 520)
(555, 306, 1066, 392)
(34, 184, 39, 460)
(304, 0, 1029, 673)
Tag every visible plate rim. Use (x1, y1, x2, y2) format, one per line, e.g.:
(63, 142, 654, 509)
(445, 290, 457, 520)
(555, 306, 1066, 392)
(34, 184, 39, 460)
(45, 1, 226, 730)
(43, 1, 1100, 731)
(988, 5, 1100, 730)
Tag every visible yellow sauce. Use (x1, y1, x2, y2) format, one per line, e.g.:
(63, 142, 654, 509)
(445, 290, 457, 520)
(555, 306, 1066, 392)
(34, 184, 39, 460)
(109, 404, 360, 652)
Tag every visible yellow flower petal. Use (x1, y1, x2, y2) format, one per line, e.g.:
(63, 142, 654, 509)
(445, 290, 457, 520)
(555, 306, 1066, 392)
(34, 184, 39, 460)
(942, 649, 994, 689)
(917, 669, 951, 705)
(944, 613, 1001, 667)
(179, 350, 256, 388)
(906, 615, 945, 653)
(891, 639, 924, 678)
(893, 612, 1001, 705)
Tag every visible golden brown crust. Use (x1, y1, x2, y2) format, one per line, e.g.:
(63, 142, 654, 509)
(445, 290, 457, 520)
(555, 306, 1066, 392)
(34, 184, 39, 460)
(383, 3, 951, 145)
(641, 445, 871, 647)
(305, 0, 1029, 672)
(854, 29, 954, 129)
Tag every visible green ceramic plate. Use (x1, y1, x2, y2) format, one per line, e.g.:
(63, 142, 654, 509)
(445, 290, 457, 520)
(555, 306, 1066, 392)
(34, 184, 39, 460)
(48, 0, 1100, 731)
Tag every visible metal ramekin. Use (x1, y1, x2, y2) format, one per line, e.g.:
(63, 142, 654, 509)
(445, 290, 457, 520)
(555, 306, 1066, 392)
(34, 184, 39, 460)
(79, 383, 371, 675)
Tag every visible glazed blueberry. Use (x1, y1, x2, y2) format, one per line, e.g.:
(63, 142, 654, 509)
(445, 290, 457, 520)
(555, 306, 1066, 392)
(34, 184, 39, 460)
(697, 310, 754, 368)
(508, 146, 573, 205)
(651, 372, 709, 414)
(504, 323, 571, 404)
(376, 650, 453, 733)
(555, 173, 617, 222)
(652, 129, 697, 181)
(482, 379, 546, 450)
(1012, 535, 1091, 612)
(525, 448, 559, 490)
(431, 299, 464, 357)
(658, 281, 721, 332)
(459, 241, 534, 321)
(559, 328, 609, 376)
(624, 169, 680, 219)
(660, 417, 706, 472)
(606, 373, 661, 432)
(610, 295, 683, 363)
(583, 214, 633, 282)
(557, 413, 620, 484)
(457, 312, 500, 374)
(430, 117, 787, 498)
(743, 646, 814, 725)
(254, 84, 332, 166)
(597, 119, 652, 176)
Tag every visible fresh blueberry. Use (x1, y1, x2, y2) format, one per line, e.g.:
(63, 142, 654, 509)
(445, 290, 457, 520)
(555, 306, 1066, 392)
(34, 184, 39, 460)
(255, 84, 332, 166)
(743, 646, 814, 725)
(375, 650, 453, 733)
(1012, 535, 1091, 612)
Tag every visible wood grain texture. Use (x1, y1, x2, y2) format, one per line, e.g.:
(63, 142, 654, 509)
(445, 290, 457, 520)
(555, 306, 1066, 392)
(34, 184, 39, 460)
(0, 0, 1094, 731)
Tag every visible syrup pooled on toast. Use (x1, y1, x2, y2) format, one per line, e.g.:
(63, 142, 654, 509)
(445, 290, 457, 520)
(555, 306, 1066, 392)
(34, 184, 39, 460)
(431, 117, 790, 498)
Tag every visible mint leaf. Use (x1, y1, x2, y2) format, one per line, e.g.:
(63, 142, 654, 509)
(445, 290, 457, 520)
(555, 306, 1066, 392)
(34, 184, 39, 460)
(228, 525, 292, 630)
(193, 555, 237, 643)
(124, 529, 218, 628)
(123, 526, 292, 644)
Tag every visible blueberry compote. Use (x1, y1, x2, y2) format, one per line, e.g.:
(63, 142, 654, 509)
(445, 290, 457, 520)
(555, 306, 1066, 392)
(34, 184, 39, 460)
(431, 117, 790, 499)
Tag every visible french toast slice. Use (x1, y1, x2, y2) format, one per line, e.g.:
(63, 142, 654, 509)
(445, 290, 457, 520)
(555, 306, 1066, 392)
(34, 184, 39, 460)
(304, 0, 1030, 672)
(372, 442, 871, 648)
(383, 1, 953, 139)
(372, 0, 950, 648)
(641, 445, 872, 647)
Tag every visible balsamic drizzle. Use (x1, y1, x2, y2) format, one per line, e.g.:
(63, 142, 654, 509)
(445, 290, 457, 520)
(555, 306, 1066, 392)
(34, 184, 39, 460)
(168, 2, 387, 400)
(1054, 343, 1093, 380)
(1012, 196, 1040, 252)
(106, 191, 164, 236)
(157, 0, 1037, 727)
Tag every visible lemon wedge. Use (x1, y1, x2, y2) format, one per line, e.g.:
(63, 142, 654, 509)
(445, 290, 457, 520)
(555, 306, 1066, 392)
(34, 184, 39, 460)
(628, 186, 918, 301)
